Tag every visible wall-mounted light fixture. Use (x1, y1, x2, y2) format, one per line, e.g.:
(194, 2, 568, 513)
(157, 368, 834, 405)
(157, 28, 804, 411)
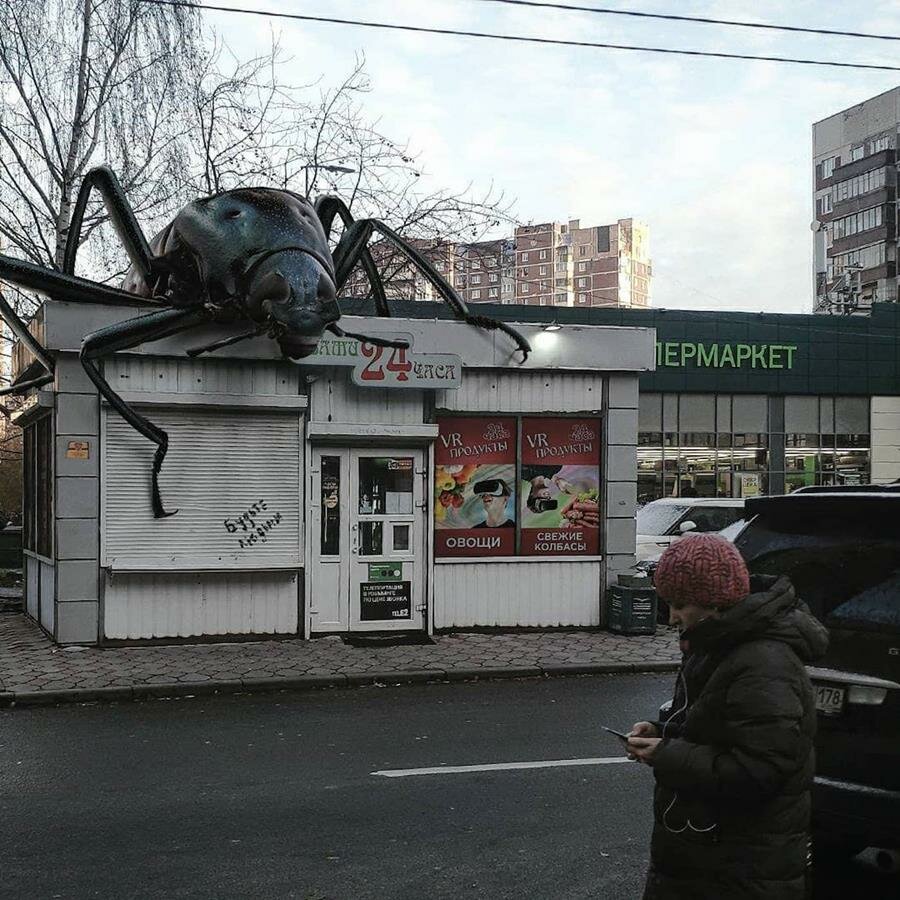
(534, 330, 559, 351)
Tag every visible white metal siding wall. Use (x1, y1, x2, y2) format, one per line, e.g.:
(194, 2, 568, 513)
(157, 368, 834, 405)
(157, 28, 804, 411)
(107, 356, 300, 396)
(39, 561, 55, 634)
(103, 409, 301, 567)
(433, 561, 602, 627)
(104, 570, 298, 639)
(434, 371, 604, 413)
(871, 396, 900, 483)
(309, 371, 425, 425)
(433, 370, 607, 628)
(25, 555, 38, 619)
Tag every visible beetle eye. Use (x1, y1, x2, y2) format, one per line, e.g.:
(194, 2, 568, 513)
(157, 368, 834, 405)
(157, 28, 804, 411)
(226, 209, 242, 219)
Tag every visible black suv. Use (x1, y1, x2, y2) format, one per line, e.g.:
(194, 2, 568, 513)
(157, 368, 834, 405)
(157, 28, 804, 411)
(736, 487, 900, 857)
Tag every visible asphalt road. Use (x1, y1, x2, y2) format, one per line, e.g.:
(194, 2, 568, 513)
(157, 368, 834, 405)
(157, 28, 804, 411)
(1, 674, 897, 900)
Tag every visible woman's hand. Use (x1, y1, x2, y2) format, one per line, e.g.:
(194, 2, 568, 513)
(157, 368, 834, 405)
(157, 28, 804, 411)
(629, 721, 659, 739)
(626, 722, 661, 764)
(627, 737, 662, 765)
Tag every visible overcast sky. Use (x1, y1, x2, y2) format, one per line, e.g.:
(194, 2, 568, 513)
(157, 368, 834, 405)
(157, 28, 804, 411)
(207, 0, 900, 314)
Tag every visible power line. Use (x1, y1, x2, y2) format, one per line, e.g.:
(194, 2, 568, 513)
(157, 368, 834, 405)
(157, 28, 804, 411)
(468, 0, 900, 43)
(137, 1, 900, 71)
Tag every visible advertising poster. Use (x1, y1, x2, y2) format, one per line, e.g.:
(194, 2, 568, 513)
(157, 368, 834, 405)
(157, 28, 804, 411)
(435, 417, 517, 557)
(520, 418, 601, 556)
(360, 581, 411, 621)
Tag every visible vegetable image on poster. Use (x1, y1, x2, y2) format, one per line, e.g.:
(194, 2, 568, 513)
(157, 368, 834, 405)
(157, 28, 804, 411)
(520, 418, 601, 555)
(435, 417, 517, 557)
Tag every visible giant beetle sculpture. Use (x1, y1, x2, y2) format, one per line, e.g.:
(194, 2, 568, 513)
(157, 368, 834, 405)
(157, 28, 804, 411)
(0, 166, 530, 517)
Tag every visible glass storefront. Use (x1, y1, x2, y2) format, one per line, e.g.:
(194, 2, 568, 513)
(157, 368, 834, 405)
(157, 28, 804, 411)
(638, 394, 869, 504)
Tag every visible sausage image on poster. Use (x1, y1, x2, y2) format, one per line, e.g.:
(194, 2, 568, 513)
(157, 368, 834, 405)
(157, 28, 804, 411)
(435, 417, 516, 557)
(520, 418, 601, 555)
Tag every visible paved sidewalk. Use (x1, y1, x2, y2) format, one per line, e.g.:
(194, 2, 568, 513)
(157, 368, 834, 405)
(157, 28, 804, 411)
(0, 612, 680, 708)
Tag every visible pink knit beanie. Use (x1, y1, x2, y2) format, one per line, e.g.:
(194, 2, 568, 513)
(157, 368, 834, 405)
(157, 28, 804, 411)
(653, 533, 750, 608)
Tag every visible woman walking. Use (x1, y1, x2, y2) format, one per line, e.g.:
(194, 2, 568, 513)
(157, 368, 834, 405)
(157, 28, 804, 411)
(627, 534, 828, 900)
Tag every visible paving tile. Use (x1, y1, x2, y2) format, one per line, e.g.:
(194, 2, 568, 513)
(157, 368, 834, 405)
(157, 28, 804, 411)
(1, 611, 679, 705)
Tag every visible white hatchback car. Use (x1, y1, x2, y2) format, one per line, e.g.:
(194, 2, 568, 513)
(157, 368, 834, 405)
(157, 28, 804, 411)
(635, 497, 746, 562)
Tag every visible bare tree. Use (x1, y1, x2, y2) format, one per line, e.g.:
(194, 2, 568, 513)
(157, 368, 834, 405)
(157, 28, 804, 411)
(180, 51, 515, 298)
(0, 1, 202, 289)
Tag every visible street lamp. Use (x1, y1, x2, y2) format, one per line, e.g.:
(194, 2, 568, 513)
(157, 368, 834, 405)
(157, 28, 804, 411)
(299, 164, 355, 196)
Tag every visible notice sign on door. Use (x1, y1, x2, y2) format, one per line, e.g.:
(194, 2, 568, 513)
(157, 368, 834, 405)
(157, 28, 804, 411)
(360, 580, 412, 621)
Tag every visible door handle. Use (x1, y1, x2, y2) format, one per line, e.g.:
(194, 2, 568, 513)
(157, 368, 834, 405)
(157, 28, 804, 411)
(351, 523, 358, 554)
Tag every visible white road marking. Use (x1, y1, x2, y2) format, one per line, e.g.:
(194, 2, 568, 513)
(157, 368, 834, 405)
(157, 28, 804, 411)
(372, 757, 631, 777)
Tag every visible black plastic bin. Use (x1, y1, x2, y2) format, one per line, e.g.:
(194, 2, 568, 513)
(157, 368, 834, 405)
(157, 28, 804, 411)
(607, 577, 657, 635)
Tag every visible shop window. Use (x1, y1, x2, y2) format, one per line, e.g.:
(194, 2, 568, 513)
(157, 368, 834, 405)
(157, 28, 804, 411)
(520, 417, 600, 556)
(434, 416, 600, 558)
(638, 447, 664, 507)
(358, 457, 413, 516)
(320, 456, 341, 556)
(359, 521, 383, 556)
(23, 416, 52, 559)
(393, 524, 410, 552)
(434, 416, 517, 558)
(678, 394, 716, 432)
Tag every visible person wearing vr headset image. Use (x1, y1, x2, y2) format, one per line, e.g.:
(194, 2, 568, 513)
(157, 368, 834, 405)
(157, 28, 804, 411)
(625, 534, 828, 900)
(522, 464, 574, 514)
(472, 478, 515, 528)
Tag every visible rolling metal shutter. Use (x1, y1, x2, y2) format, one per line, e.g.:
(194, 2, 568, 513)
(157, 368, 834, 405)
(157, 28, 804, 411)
(103, 407, 302, 569)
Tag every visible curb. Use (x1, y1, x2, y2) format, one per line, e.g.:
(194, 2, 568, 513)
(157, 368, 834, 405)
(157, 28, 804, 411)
(0, 660, 679, 709)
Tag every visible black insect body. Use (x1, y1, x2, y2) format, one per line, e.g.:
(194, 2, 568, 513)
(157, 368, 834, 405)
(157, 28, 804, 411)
(0, 167, 531, 517)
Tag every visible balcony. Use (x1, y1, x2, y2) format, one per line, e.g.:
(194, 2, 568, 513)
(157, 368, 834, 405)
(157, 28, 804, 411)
(816, 147, 896, 190)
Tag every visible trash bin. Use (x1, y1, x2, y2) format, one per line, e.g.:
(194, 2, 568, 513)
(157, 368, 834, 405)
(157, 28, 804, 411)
(607, 573, 657, 635)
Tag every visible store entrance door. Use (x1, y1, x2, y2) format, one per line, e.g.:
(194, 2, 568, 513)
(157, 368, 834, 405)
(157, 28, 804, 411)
(309, 448, 427, 633)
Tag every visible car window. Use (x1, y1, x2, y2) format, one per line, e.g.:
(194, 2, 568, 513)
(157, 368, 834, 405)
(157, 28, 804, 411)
(738, 520, 900, 623)
(826, 570, 900, 635)
(685, 506, 742, 533)
(636, 503, 688, 536)
(717, 519, 746, 542)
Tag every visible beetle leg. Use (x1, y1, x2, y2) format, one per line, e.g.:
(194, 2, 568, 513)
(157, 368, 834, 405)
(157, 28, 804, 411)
(0, 253, 164, 307)
(0, 288, 55, 382)
(63, 166, 158, 294)
(81, 308, 208, 518)
(358, 218, 532, 363)
(314, 196, 389, 317)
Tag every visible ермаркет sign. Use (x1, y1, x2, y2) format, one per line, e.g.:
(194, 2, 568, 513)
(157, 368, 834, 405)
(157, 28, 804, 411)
(656, 342, 798, 370)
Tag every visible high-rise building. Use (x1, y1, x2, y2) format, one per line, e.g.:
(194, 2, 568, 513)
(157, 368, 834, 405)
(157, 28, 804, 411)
(344, 218, 651, 308)
(812, 87, 899, 314)
(515, 218, 650, 308)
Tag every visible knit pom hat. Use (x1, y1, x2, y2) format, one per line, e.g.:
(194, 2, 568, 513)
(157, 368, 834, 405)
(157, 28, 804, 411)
(653, 533, 750, 608)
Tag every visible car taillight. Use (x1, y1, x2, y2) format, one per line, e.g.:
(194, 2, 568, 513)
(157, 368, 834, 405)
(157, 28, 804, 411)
(847, 685, 888, 705)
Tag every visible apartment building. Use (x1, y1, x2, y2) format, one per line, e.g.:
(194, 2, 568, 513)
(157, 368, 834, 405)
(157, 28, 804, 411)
(812, 87, 900, 314)
(450, 238, 516, 305)
(345, 218, 651, 309)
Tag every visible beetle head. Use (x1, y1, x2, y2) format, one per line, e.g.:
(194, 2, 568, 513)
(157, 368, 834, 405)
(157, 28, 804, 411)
(135, 188, 340, 358)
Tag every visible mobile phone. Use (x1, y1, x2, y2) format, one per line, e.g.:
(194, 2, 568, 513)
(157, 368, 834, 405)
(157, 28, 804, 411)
(601, 725, 630, 743)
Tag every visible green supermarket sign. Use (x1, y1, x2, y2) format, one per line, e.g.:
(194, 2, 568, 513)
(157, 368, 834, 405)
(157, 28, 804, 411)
(656, 341, 798, 370)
